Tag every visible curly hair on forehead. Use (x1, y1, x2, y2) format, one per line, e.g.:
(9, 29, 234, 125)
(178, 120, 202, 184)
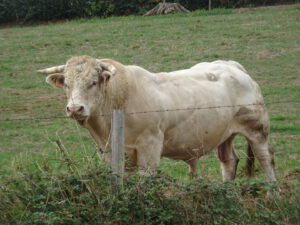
(65, 56, 100, 75)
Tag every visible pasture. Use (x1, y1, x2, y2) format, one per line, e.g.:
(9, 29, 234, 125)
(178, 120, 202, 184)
(0, 5, 299, 224)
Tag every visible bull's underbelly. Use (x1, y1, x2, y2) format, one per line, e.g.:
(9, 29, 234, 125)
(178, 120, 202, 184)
(161, 131, 231, 161)
(160, 117, 234, 161)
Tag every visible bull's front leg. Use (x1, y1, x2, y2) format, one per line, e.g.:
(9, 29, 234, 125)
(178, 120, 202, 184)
(134, 129, 164, 176)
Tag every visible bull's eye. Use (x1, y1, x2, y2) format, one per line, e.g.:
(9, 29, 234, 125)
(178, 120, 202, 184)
(64, 84, 69, 89)
(88, 81, 98, 89)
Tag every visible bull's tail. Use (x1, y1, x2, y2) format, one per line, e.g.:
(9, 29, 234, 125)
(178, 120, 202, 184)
(246, 143, 255, 177)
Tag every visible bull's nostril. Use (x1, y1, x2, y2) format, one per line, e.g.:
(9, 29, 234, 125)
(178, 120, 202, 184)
(66, 106, 71, 112)
(78, 106, 84, 112)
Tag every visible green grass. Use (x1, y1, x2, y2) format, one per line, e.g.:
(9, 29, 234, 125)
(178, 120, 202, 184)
(0, 6, 299, 179)
(0, 6, 299, 224)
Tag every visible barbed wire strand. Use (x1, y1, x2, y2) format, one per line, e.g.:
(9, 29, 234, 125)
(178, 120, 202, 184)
(0, 100, 299, 122)
(1, 99, 299, 113)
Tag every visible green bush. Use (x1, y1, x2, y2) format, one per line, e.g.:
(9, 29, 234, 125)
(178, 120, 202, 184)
(0, 0, 88, 23)
(0, 150, 299, 225)
(0, 0, 298, 24)
(0, 0, 154, 23)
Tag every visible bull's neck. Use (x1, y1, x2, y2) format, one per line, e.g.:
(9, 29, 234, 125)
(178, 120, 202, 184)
(101, 71, 129, 111)
(85, 113, 111, 149)
(83, 72, 129, 149)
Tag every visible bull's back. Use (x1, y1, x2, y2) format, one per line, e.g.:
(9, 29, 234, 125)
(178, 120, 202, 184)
(165, 61, 261, 104)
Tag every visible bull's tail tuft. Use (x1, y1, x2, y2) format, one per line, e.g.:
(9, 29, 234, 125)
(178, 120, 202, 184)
(246, 143, 255, 177)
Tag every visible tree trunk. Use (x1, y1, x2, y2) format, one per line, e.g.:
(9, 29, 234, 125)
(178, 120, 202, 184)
(144, 2, 190, 16)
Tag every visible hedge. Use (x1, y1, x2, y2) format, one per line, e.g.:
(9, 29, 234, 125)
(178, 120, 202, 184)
(1, 152, 299, 225)
(0, 0, 298, 24)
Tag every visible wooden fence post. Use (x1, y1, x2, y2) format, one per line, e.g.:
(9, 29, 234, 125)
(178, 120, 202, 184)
(111, 109, 125, 188)
(208, 0, 211, 10)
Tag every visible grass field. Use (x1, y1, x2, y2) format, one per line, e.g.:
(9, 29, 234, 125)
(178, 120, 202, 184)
(0, 5, 300, 224)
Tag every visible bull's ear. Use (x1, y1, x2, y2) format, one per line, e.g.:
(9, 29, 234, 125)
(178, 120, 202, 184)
(97, 61, 117, 86)
(46, 73, 65, 88)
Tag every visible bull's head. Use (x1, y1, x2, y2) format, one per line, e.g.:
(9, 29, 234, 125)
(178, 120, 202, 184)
(38, 56, 117, 124)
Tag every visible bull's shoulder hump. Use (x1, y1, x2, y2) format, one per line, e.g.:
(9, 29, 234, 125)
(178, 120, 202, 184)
(99, 58, 125, 68)
(125, 65, 158, 83)
(126, 65, 151, 75)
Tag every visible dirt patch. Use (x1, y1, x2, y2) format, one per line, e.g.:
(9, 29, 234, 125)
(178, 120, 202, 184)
(0, 107, 30, 114)
(284, 135, 300, 140)
(37, 92, 66, 100)
(283, 168, 300, 180)
(290, 79, 300, 86)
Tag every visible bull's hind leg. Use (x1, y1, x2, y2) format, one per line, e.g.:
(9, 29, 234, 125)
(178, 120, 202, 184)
(247, 139, 276, 182)
(217, 135, 239, 181)
(237, 108, 276, 182)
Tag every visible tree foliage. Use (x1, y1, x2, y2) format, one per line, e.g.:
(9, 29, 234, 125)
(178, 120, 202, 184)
(0, 0, 297, 24)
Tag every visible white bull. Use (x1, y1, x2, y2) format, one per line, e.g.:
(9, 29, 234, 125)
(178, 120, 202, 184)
(39, 55, 276, 181)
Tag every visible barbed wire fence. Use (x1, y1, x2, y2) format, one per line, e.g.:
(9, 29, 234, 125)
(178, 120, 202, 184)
(1, 99, 299, 186)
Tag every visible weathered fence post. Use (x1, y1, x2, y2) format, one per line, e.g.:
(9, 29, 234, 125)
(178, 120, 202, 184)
(208, 0, 211, 10)
(111, 109, 125, 189)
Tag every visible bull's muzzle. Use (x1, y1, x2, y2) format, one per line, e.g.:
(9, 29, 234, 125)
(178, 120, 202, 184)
(66, 104, 86, 119)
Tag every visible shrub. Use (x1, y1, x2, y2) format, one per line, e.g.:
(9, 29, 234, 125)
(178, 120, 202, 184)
(0, 150, 299, 225)
(0, 0, 154, 23)
(0, 0, 298, 24)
